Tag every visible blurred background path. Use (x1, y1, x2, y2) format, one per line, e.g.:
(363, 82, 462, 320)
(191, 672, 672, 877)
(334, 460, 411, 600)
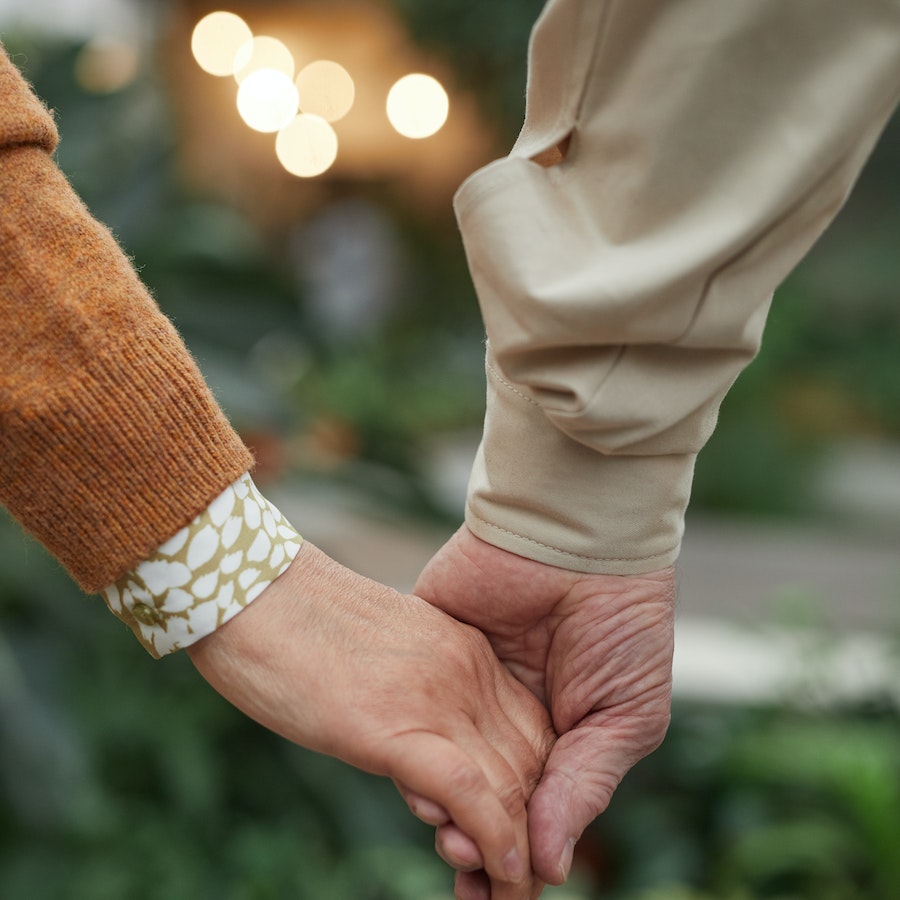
(273, 435, 900, 707)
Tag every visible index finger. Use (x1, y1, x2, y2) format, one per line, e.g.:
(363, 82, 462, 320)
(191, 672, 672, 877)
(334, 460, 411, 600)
(387, 730, 531, 892)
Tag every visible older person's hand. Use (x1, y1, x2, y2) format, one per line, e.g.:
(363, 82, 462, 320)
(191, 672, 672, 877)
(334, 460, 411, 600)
(416, 526, 674, 891)
(188, 541, 555, 900)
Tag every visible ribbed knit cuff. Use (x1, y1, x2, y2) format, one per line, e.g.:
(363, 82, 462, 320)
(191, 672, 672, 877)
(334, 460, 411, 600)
(0, 140, 256, 591)
(103, 474, 302, 658)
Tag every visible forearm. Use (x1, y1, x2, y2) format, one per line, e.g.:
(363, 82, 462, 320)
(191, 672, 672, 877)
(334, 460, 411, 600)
(460, 0, 900, 573)
(0, 47, 252, 592)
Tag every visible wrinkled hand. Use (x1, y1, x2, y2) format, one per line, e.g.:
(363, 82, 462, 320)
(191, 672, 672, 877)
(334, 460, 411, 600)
(187, 541, 555, 900)
(416, 526, 675, 890)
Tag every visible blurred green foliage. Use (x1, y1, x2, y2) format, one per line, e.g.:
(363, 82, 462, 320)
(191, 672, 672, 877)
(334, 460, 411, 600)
(6, 21, 504, 518)
(7, 2, 899, 521)
(691, 107, 900, 516)
(588, 700, 900, 900)
(391, 0, 545, 140)
(3, 508, 898, 899)
(2, 4, 900, 899)
(0, 510, 455, 900)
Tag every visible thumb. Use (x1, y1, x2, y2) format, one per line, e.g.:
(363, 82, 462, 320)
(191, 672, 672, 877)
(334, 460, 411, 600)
(526, 717, 665, 885)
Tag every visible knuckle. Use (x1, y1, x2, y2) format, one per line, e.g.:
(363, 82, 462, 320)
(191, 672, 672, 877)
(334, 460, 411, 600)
(442, 620, 484, 660)
(497, 776, 527, 817)
(520, 739, 553, 797)
(445, 626, 496, 685)
(444, 759, 486, 801)
(460, 625, 494, 666)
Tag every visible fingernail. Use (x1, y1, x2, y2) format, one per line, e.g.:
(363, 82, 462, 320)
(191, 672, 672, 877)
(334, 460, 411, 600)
(557, 838, 576, 882)
(504, 847, 525, 881)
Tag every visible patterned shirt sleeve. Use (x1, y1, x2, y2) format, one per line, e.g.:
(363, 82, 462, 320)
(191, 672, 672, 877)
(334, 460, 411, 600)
(102, 474, 302, 658)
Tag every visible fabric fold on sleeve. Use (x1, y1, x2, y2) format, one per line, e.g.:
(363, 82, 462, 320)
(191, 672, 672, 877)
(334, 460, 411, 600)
(458, 0, 900, 574)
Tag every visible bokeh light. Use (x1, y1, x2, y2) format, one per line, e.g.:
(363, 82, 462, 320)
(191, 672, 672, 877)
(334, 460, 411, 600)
(237, 68, 300, 133)
(295, 60, 355, 123)
(276, 114, 338, 177)
(191, 11, 252, 77)
(75, 36, 140, 93)
(386, 73, 449, 139)
(233, 35, 295, 83)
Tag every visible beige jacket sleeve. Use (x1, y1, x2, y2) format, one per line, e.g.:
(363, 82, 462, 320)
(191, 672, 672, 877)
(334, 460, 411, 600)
(458, 0, 900, 574)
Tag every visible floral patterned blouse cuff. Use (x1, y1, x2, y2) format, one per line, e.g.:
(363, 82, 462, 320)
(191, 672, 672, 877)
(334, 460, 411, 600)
(103, 473, 302, 658)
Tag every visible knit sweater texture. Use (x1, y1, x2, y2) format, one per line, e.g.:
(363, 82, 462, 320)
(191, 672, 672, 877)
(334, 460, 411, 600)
(0, 47, 253, 591)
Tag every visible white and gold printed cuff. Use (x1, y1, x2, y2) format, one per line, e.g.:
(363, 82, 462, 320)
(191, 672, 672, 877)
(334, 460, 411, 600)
(103, 473, 302, 658)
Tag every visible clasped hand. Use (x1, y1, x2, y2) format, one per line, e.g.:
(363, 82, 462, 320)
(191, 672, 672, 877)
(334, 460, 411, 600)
(417, 527, 675, 898)
(188, 531, 674, 900)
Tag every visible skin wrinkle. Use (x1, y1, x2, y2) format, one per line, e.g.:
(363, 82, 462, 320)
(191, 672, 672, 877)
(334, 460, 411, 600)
(416, 527, 675, 885)
(191, 542, 552, 899)
(456, 533, 564, 705)
(547, 578, 674, 730)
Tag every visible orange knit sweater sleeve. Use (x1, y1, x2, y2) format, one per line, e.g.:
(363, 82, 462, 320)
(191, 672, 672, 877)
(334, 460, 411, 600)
(0, 47, 254, 592)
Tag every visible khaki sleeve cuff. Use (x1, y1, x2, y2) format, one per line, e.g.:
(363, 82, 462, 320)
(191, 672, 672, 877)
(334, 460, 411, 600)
(103, 474, 302, 658)
(465, 357, 694, 575)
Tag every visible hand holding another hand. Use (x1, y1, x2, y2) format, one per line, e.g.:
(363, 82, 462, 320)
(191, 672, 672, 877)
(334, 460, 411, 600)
(416, 526, 675, 890)
(187, 541, 555, 900)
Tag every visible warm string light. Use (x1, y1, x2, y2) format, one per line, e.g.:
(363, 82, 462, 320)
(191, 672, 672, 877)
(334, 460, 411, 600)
(190, 10, 449, 178)
(386, 74, 449, 139)
(233, 35, 295, 83)
(295, 60, 355, 123)
(236, 68, 298, 133)
(276, 114, 338, 177)
(191, 11, 252, 77)
(75, 36, 141, 93)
